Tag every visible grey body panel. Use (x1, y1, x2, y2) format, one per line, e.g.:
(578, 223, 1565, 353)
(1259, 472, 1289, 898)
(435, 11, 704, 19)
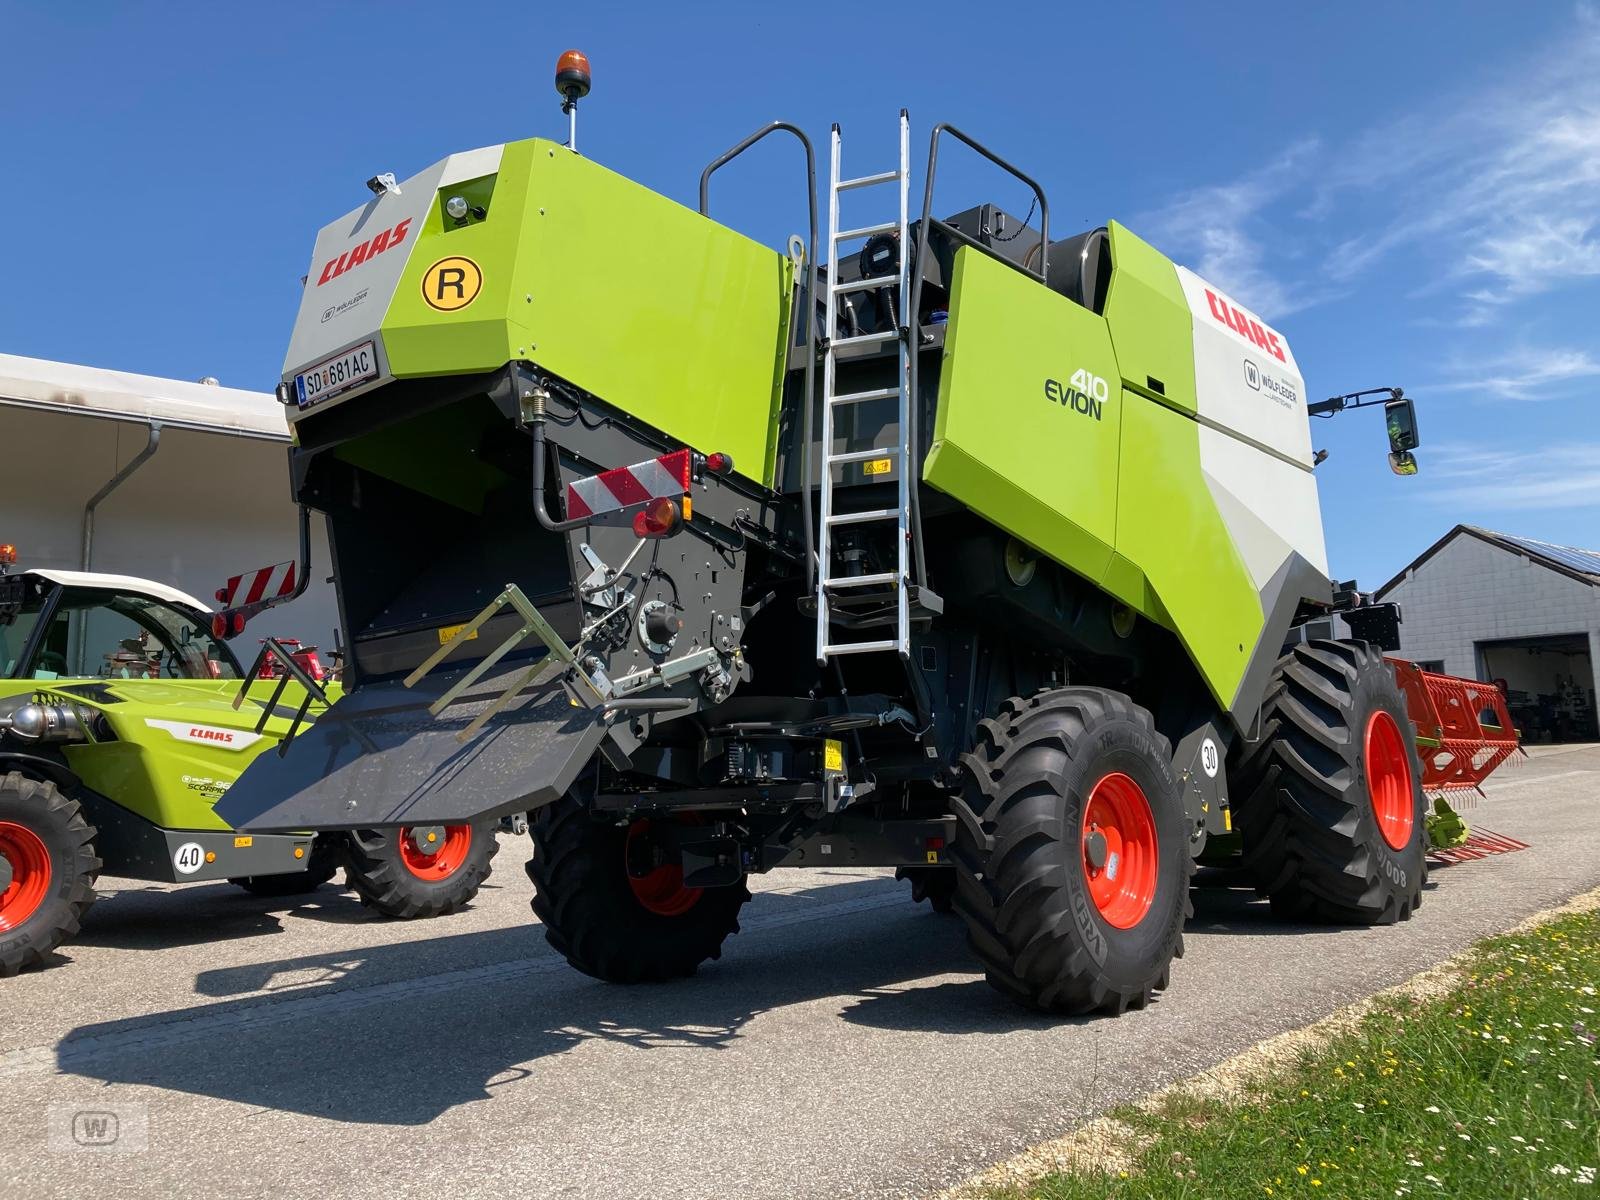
(216, 662, 607, 833)
(74, 789, 315, 884)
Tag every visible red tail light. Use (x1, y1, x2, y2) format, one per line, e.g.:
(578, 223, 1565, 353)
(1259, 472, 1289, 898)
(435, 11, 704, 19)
(213, 611, 247, 640)
(632, 497, 682, 539)
(703, 451, 734, 477)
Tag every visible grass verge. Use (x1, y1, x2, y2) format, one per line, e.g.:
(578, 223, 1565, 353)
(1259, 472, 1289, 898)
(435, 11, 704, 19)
(980, 907, 1600, 1200)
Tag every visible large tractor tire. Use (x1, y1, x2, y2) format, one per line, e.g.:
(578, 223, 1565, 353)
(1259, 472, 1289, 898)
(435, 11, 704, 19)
(950, 689, 1192, 1015)
(229, 834, 343, 897)
(1232, 639, 1426, 924)
(0, 772, 100, 976)
(343, 822, 499, 919)
(528, 795, 749, 983)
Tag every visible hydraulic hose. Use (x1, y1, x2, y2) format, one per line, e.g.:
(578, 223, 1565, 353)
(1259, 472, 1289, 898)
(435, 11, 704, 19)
(527, 391, 590, 532)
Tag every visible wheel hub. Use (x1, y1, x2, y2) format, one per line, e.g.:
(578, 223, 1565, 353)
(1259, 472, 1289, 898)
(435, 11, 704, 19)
(1079, 773, 1159, 930)
(0, 820, 53, 932)
(1363, 709, 1416, 852)
(407, 826, 446, 857)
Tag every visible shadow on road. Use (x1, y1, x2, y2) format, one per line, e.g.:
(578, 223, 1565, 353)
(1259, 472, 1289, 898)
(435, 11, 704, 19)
(57, 874, 1401, 1125)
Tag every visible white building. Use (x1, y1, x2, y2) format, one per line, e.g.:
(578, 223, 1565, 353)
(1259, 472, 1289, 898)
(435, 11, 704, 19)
(0, 353, 338, 654)
(1376, 525, 1600, 743)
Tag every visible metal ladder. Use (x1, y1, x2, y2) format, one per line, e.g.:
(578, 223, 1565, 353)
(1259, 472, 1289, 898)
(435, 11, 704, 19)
(816, 110, 913, 664)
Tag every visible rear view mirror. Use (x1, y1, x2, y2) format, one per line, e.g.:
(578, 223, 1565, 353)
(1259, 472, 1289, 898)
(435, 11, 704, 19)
(1388, 451, 1419, 476)
(1385, 398, 1419, 453)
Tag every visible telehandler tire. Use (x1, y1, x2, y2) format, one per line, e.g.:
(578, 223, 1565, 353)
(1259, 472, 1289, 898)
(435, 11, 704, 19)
(343, 822, 499, 919)
(950, 689, 1191, 1015)
(1232, 639, 1426, 924)
(229, 834, 343, 897)
(528, 795, 749, 983)
(0, 772, 100, 977)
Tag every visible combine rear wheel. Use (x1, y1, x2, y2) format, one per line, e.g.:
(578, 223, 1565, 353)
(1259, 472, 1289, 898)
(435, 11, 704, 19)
(0, 773, 100, 976)
(950, 689, 1191, 1015)
(1232, 639, 1426, 924)
(528, 796, 748, 982)
(344, 822, 499, 918)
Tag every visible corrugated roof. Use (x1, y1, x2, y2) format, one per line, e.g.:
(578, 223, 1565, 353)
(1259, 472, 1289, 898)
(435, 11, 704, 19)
(1475, 528, 1600, 582)
(0, 353, 288, 441)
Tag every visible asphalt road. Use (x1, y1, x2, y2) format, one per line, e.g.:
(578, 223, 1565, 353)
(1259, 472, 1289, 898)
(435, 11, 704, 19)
(3, 744, 1598, 1199)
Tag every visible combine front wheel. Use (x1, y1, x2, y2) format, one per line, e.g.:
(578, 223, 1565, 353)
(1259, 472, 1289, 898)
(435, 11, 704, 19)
(1232, 639, 1426, 924)
(950, 688, 1191, 1015)
(344, 822, 499, 918)
(0, 773, 100, 976)
(528, 797, 748, 983)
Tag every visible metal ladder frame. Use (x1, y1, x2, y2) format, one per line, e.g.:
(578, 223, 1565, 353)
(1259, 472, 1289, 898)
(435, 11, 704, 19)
(816, 110, 913, 664)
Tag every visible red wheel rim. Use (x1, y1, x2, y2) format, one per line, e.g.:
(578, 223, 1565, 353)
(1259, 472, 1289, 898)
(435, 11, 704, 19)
(0, 821, 52, 932)
(625, 819, 702, 917)
(1081, 772, 1159, 930)
(397, 824, 473, 881)
(1364, 710, 1415, 851)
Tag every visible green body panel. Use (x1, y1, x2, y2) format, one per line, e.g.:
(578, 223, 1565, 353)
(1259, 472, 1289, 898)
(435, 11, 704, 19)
(925, 247, 1123, 588)
(1100, 222, 1198, 415)
(379, 139, 795, 486)
(3, 677, 331, 831)
(926, 236, 1268, 710)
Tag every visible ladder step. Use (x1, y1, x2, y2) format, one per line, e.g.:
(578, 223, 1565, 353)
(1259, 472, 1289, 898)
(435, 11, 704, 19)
(831, 275, 898, 295)
(824, 572, 900, 588)
(822, 639, 901, 656)
(827, 447, 902, 466)
(829, 387, 900, 406)
(827, 508, 900, 526)
(837, 169, 900, 191)
(829, 330, 898, 351)
(834, 220, 898, 243)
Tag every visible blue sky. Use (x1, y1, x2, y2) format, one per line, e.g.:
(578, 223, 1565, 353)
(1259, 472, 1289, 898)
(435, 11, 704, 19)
(2, 2, 1596, 589)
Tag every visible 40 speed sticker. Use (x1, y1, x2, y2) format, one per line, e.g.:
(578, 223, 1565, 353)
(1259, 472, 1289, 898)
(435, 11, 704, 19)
(173, 842, 206, 875)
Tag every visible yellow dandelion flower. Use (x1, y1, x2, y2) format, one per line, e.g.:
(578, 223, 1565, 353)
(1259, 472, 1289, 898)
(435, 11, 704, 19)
(1298, 1166, 1309, 1176)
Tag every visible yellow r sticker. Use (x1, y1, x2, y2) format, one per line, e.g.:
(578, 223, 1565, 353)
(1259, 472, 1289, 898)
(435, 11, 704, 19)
(421, 256, 483, 312)
(823, 739, 844, 773)
(438, 623, 479, 645)
(862, 457, 893, 476)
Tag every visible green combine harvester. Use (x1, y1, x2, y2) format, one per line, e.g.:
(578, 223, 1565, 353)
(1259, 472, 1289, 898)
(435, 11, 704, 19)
(218, 52, 1432, 1014)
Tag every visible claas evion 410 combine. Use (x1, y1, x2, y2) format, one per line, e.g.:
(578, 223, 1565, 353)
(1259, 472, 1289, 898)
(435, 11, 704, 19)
(219, 54, 1441, 1014)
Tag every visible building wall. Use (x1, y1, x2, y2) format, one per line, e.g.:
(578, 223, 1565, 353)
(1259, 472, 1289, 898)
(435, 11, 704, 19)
(0, 406, 339, 652)
(1381, 532, 1600, 698)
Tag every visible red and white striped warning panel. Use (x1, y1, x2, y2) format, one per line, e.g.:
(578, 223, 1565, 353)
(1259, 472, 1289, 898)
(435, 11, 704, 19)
(564, 449, 692, 520)
(219, 561, 298, 609)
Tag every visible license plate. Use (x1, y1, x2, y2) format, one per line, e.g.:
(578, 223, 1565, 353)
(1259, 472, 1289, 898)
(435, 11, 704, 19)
(294, 341, 378, 408)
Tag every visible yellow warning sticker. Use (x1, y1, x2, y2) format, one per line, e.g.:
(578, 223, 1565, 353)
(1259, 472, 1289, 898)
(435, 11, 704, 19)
(421, 256, 483, 311)
(233, 835, 253, 848)
(823, 738, 844, 773)
(438, 623, 479, 646)
(862, 457, 893, 477)
(925, 850, 940, 864)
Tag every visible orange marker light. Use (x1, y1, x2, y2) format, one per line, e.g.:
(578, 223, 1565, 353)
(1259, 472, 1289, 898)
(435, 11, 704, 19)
(0, 544, 16, 566)
(632, 497, 682, 540)
(555, 50, 591, 100)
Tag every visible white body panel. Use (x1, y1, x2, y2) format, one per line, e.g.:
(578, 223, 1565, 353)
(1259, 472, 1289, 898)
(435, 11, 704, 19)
(26, 570, 211, 613)
(282, 145, 505, 416)
(1174, 265, 1327, 583)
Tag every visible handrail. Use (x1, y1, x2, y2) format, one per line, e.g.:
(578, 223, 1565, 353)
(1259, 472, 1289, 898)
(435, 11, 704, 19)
(698, 121, 821, 593)
(905, 124, 1052, 588)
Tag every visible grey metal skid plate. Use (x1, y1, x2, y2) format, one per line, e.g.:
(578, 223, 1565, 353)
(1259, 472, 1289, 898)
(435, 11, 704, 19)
(216, 663, 608, 832)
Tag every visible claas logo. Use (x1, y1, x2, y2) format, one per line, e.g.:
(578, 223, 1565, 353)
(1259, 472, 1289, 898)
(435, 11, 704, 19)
(187, 727, 235, 745)
(316, 218, 412, 287)
(1204, 288, 1286, 363)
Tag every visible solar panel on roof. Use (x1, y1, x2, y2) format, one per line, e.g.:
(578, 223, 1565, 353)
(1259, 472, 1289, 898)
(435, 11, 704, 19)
(1490, 531, 1600, 579)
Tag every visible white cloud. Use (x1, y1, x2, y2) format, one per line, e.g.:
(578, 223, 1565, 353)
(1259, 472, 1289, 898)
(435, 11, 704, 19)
(1420, 441, 1600, 510)
(1425, 346, 1600, 400)
(1137, 7, 1600, 326)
